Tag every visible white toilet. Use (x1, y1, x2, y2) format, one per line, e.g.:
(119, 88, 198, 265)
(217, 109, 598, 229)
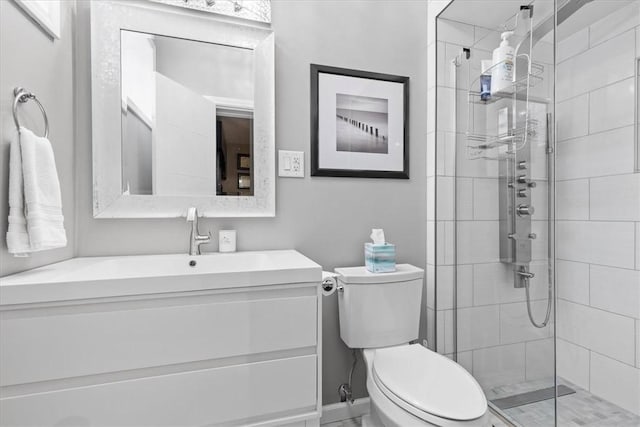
(335, 264, 490, 427)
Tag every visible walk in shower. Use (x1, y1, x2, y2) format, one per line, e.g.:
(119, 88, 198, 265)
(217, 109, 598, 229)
(434, 0, 640, 425)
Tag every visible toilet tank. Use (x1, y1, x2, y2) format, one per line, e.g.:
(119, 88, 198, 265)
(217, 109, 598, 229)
(335, 264, 424, 348)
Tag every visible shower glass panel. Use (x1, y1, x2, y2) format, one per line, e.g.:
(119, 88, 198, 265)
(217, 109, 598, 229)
(449, 3, 557, 424)
(437, 0, 640, 425)
(555, 0, 640, 425)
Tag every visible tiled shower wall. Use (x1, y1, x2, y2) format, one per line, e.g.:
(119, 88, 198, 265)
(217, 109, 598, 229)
(554, 2, 640, 416)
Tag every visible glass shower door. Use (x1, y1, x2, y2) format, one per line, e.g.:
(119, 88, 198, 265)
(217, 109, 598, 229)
(449, 3, 557, 425)
(554, 0, 640, 425)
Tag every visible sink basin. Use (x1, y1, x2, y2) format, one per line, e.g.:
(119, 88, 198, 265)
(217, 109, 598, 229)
(0, 250, 321, 306)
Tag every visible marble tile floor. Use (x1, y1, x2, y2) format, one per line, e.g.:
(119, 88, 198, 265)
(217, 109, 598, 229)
(487, 378, 640, 426)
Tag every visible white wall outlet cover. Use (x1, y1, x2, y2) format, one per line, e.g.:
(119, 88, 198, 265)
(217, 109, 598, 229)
(278, 150, 304, 178)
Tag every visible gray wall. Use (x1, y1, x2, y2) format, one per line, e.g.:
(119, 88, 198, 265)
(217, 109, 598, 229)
(3, 0, 427, 405)
(0, 1, 76, 276)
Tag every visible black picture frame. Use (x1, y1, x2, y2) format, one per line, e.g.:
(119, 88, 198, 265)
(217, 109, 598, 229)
(310, 64, 409, 179)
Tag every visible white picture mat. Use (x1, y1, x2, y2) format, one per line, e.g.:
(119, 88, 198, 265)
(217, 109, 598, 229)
(318, 73, 404, 172)
(14, 0, 61, 39)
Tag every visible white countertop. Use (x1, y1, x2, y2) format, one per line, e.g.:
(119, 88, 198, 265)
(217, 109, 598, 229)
(0, 250, 322, 306)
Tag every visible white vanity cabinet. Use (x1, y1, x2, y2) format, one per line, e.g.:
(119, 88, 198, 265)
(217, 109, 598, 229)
(0, 250, 322, 427)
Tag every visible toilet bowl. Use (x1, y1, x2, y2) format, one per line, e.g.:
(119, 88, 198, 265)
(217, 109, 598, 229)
(334, 265, 489, 427)
(361, 345, 489, 427)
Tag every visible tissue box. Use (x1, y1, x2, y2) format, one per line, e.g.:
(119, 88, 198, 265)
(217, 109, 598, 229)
(364, 243, 396, 273)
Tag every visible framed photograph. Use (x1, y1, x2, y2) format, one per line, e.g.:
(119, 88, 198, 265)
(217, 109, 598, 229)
(237, 173, 251, 190)
(14, 0, 61, 39)
(310, 64, 409, 178)
(237, 153, 251, 170)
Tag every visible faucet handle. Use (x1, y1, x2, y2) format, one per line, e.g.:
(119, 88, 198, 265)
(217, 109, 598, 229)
(186, 207, 197, 221)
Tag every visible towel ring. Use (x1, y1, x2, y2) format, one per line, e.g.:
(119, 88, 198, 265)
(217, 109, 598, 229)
(12, 87, 49, 138)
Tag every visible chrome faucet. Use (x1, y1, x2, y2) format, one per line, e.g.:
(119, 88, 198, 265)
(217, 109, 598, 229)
(186, 207, 211, 255)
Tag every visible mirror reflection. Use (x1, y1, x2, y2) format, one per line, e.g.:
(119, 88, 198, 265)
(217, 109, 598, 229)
(120, 30, 254, 197)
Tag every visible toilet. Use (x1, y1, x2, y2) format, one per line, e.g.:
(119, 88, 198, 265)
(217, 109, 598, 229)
(335, 264, 490, 427)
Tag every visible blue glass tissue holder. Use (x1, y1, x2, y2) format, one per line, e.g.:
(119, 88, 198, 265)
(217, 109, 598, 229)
(364, 243, 396, 273)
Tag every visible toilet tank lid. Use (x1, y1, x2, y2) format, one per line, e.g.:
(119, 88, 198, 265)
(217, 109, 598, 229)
(334, 264, 424, 284)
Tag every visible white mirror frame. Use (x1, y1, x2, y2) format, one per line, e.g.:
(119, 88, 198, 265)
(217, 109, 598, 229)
(91, 1, 275, 218)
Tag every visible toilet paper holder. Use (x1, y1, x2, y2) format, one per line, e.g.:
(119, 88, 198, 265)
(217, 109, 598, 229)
(321, 272, 342, 296)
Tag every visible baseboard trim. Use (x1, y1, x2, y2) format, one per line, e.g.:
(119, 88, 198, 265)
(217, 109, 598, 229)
(320, 398, 371, 424)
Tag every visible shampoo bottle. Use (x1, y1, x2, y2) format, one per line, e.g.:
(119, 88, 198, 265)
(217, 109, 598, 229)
(491, 31, 515, 95)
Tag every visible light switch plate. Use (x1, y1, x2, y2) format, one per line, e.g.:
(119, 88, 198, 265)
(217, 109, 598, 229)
(278, 150, 304, 178)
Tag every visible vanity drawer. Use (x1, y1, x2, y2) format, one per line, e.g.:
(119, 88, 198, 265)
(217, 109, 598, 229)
(1, 294, 318, 386)
(1, 355, 317, 426)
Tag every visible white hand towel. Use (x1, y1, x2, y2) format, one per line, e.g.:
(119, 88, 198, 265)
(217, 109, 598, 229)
(6, 127, 67, 255)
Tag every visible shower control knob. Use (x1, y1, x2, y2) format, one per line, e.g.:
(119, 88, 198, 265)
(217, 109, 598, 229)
(517, 175, 528, 183)
(527, 181, 537, 188)
(517, 204, 535, 216)
(518, 189, 528, 198)
(518, 161, 527, 170)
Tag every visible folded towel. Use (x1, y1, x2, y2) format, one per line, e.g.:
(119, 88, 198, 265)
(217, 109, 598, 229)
(6, 127, 66, 256)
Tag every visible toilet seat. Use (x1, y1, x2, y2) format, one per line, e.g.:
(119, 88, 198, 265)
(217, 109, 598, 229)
(372, 345, 487, 423)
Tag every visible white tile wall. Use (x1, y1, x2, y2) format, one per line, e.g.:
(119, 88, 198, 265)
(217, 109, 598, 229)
(556, 126, 636, 181)
(500, 301, 552, 344)
(472, 344, 526, 390)
(456, 305, 500, 352)
(588, 1, 640, 48)
(435, 176, 452, 220)
(457, 350, 473, 374)
(590, 352, 640, 416)
(437, 86, 456, 133)
(457, 178, 473, 220)
(637, 223, 640, 270)
(556, 30, 635, 102)
(556, 221, 636, 269)
(426, 307, 435, 351)
(590, 265, 640, 319)
(435, 264, 473, 310)
(525, 338, 554, 381)
(590, 173, 640, 221)
(444, 309, 454, 354)
(427, 176, 435, 221)
(557, 260, 590, 306)
(557, 27, 589, 63)
(473, 262, 549, 307)
(637, 320, 640, 368)
(436, 221, 455, 266)
(472, 179, 499, 220)
(436, 131, 455, 177)
(556, 94, 589, 141)
(426, 132, 436, 177)
(426, 264, 435, 310)
(556, 179, 590, 220)
(558, 300, 636, 366)
(456, 221, 500, 265)
(473, 263, 521, 306)
(589, 78, 635, 135)
(557, 338, 590, 391)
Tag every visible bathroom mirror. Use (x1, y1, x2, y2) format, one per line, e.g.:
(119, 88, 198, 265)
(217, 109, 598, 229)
(91, 1, 274, 218)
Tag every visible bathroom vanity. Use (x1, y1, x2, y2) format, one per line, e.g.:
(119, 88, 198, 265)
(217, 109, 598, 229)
(0, 250, 322, 426)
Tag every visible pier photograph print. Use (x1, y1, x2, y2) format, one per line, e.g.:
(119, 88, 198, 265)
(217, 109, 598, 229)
(335, 94, 389, 154)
